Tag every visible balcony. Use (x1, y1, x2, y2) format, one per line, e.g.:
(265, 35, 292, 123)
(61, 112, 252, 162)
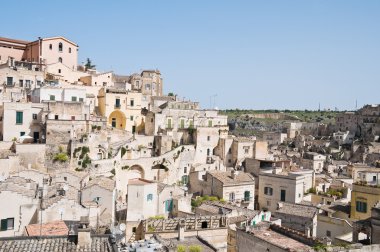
(114, 104, 121, 109)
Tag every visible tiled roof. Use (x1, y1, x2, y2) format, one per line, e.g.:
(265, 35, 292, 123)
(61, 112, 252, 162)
(26, 221, 68, 236)
(207, 171, 255, 185)
(0, 236, 113, 252)
(85, 177, 115, 191)
(275, 202, 317, 219)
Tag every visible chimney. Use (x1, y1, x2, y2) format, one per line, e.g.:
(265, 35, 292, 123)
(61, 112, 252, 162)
(77, 218, 91, 248)
(231, 169, 238, 179)
(178, 220, 186, 241)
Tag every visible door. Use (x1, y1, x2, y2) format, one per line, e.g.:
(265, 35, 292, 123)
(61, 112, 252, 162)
(280, 189, 286, 202)
(33, 132, 39, 143)
(111, 118, 116, 128)
(132, 126, 136, 134)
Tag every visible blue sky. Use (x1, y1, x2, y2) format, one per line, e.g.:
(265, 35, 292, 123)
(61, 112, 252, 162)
(2, 1, 379, 110)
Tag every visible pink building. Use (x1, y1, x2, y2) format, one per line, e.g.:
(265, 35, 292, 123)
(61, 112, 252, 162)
(0, 36, 78, 70)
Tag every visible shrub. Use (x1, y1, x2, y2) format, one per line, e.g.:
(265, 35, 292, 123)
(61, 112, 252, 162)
(53, 153, 69, 163)
(97, 126, 101, 130)
(177, 245, 186, 252)
(189, 245, 202, 252)
(121, 165, 130, 170)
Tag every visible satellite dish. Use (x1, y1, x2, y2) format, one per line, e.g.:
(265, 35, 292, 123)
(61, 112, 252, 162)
(119, 223, 126, 232)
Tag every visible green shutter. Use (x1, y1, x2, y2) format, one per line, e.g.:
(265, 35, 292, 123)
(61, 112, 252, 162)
(1, 219, 7, 231)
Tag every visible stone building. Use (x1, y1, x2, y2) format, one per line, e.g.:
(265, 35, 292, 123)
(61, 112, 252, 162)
(301, 152, 326, 173)
(350, 182, 380, 220)
(0, 102, 44, 142)
(0, 36, 78, 71)
(189, 170, 255, 208)
(258, 168, 314, 212)
(97, 87, 143, 133)
(274, 202, 318, 237)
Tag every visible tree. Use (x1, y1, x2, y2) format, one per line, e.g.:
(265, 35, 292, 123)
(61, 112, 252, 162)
(85, 58, 96, 70)
(168, 92, 175, 96)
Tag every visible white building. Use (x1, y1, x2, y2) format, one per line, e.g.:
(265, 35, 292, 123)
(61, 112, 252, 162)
(0, 102, 44, 142)
(258, 168, 314, 212)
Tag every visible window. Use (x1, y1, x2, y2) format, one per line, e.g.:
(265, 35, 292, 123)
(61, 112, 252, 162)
(79, 98, 84, 102)
(130, 116, 134, 121)
(326, 231, 331, 237)
(208, 120, 212, 127)
(356, 201, 367, 213)
(181, 175, 188, 185)
(145, 83, 151, 90)
(167, 118, 172, 129)
(20, 132, 25, 136)
(50, 95, 55, 101)
(16, 111, 23, 124)
(54, 115, 59, 120)
(184, 167, 187, 174)
(71, 116, 75, 120)
(58, 42, 63, 52)
(264, 187, 273, 196)
(32, 113, 37, 120)
(115, 98, 120, 108)
(147, 194, 153, 201)
(244, 147, 250, 154)
(373, 176, 377, 182)
(0, 218, 14, 231)
(58, 57, 62, 63)
(58, 69, 61, 74)
(64, 176, 67, 181)
(280, 189, 286, 202)
(6, 77, 13, 86)
(25, 80, 30, 88)
(130, 99, 134, 107)
(19, 80, 23, 87)
(49, 44, 52, 50)
(69, 47, 71, 53)
(111, 118, 116, 128)
(244, 191, 250, 201)
(189, 119, 194, 128)
(228, 148, 232, 154)
(207, 136, 210, 141)
(180, 118, 185, 129)
(165, 199, 173, 212)
(229, 192, 235, 202)
(207, 148, 210, 156)
(71, 96, 77, 102)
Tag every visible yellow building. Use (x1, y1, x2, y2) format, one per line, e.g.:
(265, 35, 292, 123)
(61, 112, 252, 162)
(350, 183, 380, 220)
(97, 87, 144, 133)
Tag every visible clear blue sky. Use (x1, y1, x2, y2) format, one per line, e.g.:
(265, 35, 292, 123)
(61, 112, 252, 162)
(2, 1, 379, 110)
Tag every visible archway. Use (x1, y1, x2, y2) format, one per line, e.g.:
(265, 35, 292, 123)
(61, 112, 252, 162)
(108, 110, 126, 130)
(129, 164, 145, 179)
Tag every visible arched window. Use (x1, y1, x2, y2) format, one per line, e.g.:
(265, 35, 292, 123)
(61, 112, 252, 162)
(58, 57, 62, 63)
(49, 44, 52, 50)
(58, 42, 63, 52)
(207, 148, 210, 156)
(69, 47, 71, 53)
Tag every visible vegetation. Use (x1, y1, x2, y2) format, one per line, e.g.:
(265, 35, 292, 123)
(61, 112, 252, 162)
(53, 153, 69, 163)
(189, 245, 202, 252)
(84, 58, 96, 70)
(149, 215, 165, 220)
(307, 187, 317, 194)
(81, 154, 91, 168)
(53, 146, 69, 163)
(191, 195, 225, 207)
(168, 92, 175, 96)
(177, 245, 186, 252)
(121, 165, 130, 170)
